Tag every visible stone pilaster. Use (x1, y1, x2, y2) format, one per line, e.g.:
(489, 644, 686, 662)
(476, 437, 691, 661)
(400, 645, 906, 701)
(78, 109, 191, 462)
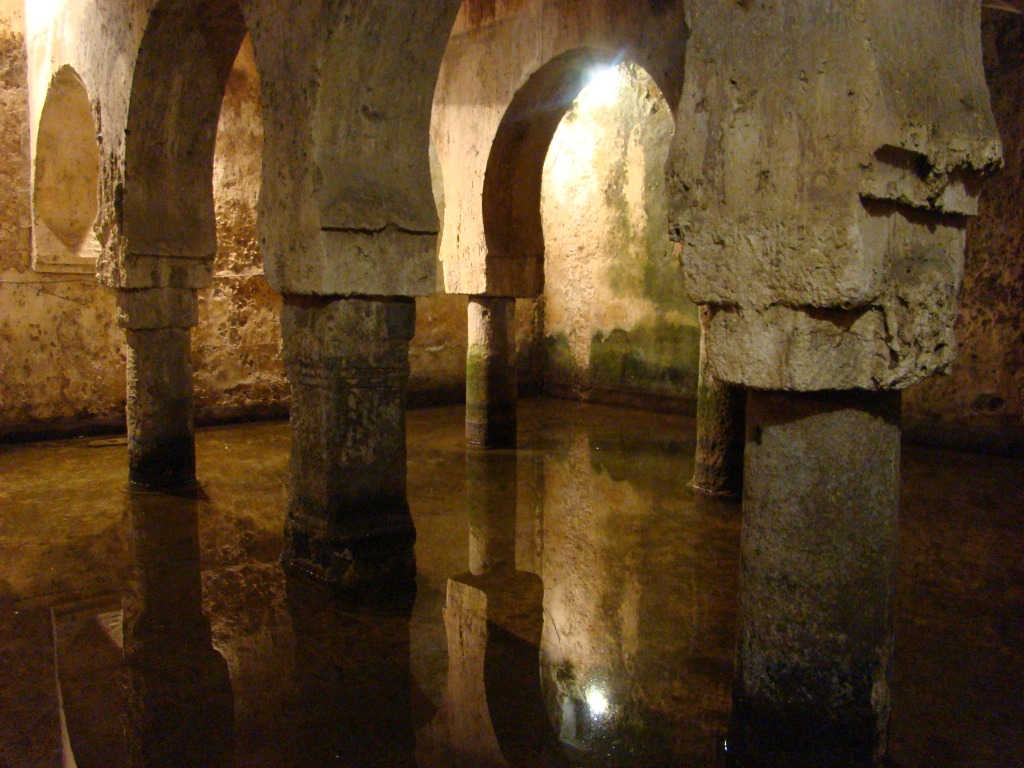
(279, 295, 416, 588)
(730, 390, 901, 765)
(117, 288, 199, 490)
(466, 296, 517, 448)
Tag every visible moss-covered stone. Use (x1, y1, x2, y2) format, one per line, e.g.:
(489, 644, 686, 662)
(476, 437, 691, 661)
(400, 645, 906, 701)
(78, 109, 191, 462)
(589, 320, 700, 397)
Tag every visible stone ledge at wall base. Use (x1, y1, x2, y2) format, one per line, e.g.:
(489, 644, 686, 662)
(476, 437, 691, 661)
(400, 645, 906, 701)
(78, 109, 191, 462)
(543, 381, 698, 417)
(0, 415, 129, 444)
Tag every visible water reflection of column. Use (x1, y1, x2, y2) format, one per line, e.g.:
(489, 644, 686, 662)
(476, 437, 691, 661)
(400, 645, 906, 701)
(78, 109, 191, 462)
(432, 449, 558, 767)
(122, 488, 234, 768)
(286, 576, 417, 767)
(540, 428, 738, 765)
(730, 391, 900, 766)
(467, 450, 518, 576)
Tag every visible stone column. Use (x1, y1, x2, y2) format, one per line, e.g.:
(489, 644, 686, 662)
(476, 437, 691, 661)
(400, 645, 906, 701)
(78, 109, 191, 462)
(117, 288, 199, 490)
(730, 389, 901, 766)
(466, 296, 517, 448)
(690, 308, 746, 497)
(279, 295, 417, 589)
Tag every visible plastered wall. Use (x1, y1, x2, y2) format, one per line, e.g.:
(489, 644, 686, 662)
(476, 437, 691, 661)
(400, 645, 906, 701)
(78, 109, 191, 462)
(0, 5, 125, 438)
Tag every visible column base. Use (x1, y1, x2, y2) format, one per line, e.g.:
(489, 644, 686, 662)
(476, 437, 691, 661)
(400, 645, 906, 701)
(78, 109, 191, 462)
(281, 514, 417, 591)
(128, 435, 197, 491)
(465, 416, 517, 450)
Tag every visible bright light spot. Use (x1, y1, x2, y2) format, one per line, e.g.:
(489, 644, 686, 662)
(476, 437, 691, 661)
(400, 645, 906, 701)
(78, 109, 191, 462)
(581, 65, 624, 109)
(586, 687, 610, 717)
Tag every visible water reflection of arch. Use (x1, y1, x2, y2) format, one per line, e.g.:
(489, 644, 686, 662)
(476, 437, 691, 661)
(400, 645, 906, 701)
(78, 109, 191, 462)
(537, 415, 740, 765)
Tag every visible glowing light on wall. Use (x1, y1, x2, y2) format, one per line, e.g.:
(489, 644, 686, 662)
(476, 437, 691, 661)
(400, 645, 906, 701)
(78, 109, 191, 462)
(25, 0, 64, 36)
(580, 64, 624, 109)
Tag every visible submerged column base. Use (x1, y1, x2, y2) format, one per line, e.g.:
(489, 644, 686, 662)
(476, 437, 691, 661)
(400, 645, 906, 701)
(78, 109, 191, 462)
(730, 389, 901, 767)
(120, 288, 199, 491)
(280, 514, 417, 590)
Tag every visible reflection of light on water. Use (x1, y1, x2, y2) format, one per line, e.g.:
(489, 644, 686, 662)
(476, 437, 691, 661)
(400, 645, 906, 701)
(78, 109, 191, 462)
(586, 686, 610, 717)
(560, 685, 613, 748)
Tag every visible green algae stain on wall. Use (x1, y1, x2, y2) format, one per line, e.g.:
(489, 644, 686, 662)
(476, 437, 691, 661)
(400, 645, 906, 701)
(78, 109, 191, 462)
(590, 320, 700, 396)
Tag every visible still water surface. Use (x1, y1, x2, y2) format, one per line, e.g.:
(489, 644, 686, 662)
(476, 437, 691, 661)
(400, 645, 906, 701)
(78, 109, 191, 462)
(1, 400, 1021, 767)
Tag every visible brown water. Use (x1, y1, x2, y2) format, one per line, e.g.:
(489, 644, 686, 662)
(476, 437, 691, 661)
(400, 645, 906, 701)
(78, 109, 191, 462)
(0, 400, 1021, 767)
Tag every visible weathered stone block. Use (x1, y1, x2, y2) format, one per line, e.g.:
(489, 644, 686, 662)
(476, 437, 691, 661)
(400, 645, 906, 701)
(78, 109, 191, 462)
(669, 0, 1001, 391)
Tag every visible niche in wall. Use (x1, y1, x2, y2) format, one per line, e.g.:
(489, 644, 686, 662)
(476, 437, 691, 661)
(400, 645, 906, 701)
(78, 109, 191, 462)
(32, 65, 101, 273)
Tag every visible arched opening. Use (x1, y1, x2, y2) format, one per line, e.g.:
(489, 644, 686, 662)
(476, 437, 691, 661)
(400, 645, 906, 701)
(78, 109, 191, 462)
(479, 52, 698, 407)
(482, 48, 619, 297)
(540, 61, 700, 402)
(32, 65, 100, 273)
(191, 33, 288, 424)
(120, 0, 252, 489)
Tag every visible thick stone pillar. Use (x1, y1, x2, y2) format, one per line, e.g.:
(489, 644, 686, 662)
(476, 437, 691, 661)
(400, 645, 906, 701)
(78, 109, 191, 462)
(280, 295, 416, 589)
(691, 308, 746, 497)
(466, 297, 517, 448)
(730, 390, 901, 766)
(118, 288, 199, 490)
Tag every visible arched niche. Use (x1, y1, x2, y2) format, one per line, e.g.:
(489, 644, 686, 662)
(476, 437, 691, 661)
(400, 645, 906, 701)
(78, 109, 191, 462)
(32, 65, 101, 273)
(481, 49, 678, 298)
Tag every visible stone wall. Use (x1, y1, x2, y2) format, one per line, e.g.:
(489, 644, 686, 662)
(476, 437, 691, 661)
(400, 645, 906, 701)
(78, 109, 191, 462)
(903, 16, 1024, 453)
(193, 35, 286, 423)
(2, 0, 1022, 448)
(541, 62, 700, 406)
(0, 4, 125, 439)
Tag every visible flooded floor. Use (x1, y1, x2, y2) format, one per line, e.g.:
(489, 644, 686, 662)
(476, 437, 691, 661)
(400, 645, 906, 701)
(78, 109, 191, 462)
(0, 399, 1021, 767)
